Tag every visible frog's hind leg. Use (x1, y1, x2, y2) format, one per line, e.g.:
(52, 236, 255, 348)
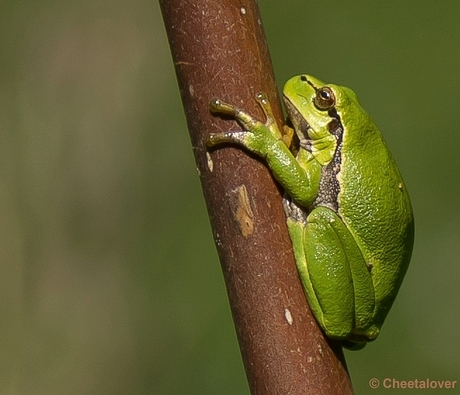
(283, 199, 334, 332)
(284, 201, 376, 340)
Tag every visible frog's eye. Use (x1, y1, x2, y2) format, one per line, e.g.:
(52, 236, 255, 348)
(314, 87, 335, 111)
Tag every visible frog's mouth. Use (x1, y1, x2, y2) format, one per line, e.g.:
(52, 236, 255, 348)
(283, 96, 311, 145)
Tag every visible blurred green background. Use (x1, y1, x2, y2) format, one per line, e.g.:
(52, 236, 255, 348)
(1, 1, 459, 394)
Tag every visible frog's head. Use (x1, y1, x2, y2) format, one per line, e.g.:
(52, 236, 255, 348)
(282, 74, 357, 144)
(283, 74, 355, 165)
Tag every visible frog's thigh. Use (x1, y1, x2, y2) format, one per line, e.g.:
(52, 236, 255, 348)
(288, 206, 374, 339)
(309, 207, 376, 336)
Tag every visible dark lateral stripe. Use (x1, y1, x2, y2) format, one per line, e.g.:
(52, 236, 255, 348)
(312, 113, 343, 212)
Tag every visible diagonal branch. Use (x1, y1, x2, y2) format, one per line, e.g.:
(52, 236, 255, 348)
(159, 0, 354, 394)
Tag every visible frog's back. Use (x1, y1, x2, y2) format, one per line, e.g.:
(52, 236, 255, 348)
(338, 107, 414, 327)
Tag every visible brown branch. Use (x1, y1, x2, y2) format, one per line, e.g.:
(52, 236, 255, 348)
(159, 1, 354, 394)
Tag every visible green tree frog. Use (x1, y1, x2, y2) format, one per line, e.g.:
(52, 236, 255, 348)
(207, 75, 414, 349)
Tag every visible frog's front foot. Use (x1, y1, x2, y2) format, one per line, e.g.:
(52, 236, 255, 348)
(207, 93, 285, 152)
(207, 129, 248, 147)
(209, 97, 259, 130)
(207, 96, 260, 149)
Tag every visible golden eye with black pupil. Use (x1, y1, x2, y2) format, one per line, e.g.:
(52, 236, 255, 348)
(314, 87, 335, 111)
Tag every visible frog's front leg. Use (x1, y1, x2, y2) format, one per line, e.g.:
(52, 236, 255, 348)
(208, 93, 284, 156)
(207, 94, 317, 208)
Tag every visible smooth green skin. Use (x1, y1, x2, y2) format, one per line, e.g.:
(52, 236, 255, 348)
(207, 75, 414, 349)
